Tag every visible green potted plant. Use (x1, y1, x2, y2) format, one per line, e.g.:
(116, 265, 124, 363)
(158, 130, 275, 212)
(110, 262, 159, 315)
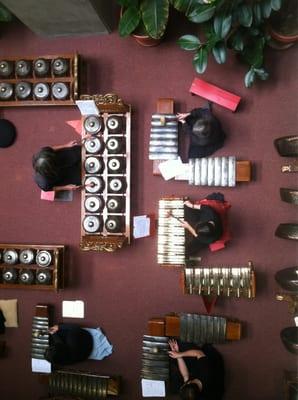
(176, 0, 283, 87)
(117, 0, 170, 46)
(0, 2, 14, 22)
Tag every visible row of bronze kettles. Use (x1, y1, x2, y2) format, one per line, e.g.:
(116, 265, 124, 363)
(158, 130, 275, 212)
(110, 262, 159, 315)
(2, 268, 52, 285)
(0, 249, 53, 266)
(0, 57, 69, 78)
(0, 81, 70, 100)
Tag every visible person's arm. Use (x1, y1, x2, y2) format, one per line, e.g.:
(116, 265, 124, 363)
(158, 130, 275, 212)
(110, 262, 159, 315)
(167, 210, 198, 238)
(51, 140, 80, 150)
(168, 339, 190, 382)
(52, 184, 82, 192)
(176, 112, 190, 124)
(184, 200, 201, 210)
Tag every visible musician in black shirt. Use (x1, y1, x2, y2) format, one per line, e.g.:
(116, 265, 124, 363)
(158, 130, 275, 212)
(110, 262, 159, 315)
(169, 339, 225, 400)
(32, 140, 82, 192)
(45, 324, 93, 365)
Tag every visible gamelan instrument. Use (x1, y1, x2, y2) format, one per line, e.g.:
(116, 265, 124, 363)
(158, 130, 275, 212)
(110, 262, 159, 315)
(80, 94, 131, 252)
(141, 335, 169, 382)
(48, 370, 120, 398)
(157, 197, 186, 267)
(182, 261, 256, 299)
(31, 304, 50, 360)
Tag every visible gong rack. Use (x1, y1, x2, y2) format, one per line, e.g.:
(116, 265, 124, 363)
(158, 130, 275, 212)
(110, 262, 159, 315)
(0, 53, 79, 106)
(0, 244, 65, 291)
(80, 94, 131, 252)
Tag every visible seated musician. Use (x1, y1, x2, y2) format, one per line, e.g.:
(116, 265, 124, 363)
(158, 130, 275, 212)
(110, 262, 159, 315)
(168, 193, 229, 256)
(32, 139, 82, 192)
(45, 323, 113, 365)
(177, 103, 226, 160)
(168, 339, 225, 400)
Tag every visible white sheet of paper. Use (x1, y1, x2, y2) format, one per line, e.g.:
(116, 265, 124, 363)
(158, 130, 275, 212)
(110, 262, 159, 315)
(31, 358, 51, 373)
(174, 162, 190, 181)
(158, 157, 184, 180)
(141, 379, 166, 397)
(133, 215, 150, 239)
(75, 100, 99, 116)
(62, 300, 85, 318)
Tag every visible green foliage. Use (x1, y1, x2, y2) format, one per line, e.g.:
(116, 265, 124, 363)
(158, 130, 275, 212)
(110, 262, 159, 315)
(177, 0, 283, 87)
(0, 3, 13, 22)
(117, 0, 169, 39)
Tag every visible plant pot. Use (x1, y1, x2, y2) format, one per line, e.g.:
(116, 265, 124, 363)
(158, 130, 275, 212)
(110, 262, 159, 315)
(132, 32, 162, 47)
(268, 0, 298, 49)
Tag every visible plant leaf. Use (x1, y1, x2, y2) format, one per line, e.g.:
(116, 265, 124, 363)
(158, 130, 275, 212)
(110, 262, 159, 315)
(213, 13, 232, 39)
(241, 37, 265, 68)
(171, 0, 199, 15)
(261, 0, 272, 19)
(118, 7, 141, 37)
(254, 67, 269, 80)
(193, 47, 208, 74)
(253, 3, 262, 25)
(212, 41, 227, 64)
(187, 4, 216, 23)
(178, 34, 201, 50)
(0, 4, 13, 21)
(271, 0, 282, 11)
(142, 0, 169, 39)
(237, 4, 253, 27)
(244, 68, 256, 88)
(229, 31, 244, 51)
(117, 0, 137, 7)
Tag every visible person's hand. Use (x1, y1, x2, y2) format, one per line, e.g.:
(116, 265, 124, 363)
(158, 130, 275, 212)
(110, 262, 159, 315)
(166, 210, 173, 218)
(168, 339, 179, 352)
(65, 140, 79, 148)
(183, 200, 193, 208)
(48, 325, 59, 334)
(176, 113, 190, 123)
(68, 184, 82, 191)
(168, 350, 182, 359)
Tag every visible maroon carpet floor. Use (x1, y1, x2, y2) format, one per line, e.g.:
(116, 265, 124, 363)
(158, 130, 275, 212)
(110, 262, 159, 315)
(0, 11, 297, 400)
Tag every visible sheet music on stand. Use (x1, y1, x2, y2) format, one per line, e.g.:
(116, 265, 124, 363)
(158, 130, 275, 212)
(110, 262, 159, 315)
(141, 379, 166, 397)
(31, 358, 51, 373)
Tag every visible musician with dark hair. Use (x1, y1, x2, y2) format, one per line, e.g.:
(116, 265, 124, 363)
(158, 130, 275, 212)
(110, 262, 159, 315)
(167, 193, 229, 256)
(177, 103, 226, 160)
(168, 339, 225, 400)
(32, 140, 82, 192)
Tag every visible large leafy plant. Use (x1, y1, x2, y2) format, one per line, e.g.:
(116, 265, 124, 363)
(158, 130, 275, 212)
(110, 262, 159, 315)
(117, 0, 170, 39)
(176, 0, 283, 87)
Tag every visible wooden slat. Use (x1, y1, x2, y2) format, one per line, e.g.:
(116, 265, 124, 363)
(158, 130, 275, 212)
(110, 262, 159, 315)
(148, 318, 165, 336)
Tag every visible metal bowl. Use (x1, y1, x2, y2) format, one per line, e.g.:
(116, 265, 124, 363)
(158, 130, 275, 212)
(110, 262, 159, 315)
(84, 137, 104, 154)
(83, 215, 101, 233)
(33, 82, 50, 100)
(107, 116, 123, 133)
(107, 197, 124, 213)
(280, 327, 298, 354)
(0, 60, 13, 77)
(85, 176, 105, 193)
(108, 157, 123, 173)
(106, 137, 123, 153)
(3, 249, 18, 264)
(52, 58, 69, 75)
(105, 217, 121, 233)
(36, 269, 52, 284)
(36, 250, 52, 267)
(19, 249, 35, 264)
(109, 178, 125, 193)
(84, 157, 102, 174)
(15, 82, 32, 99)
(0, 82, 13, 100)
(275, 267, 298, 293)
(85, 196, 104, 213)
(2, 268, 18, 283)
(19, 269, 34, 284)
(84, 115, 103, 134)
(52, 82, 69, 100)
(34, 58, 50, 76)
(15, 60, 31, 77)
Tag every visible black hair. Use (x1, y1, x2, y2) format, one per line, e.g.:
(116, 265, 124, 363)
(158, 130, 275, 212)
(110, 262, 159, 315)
(195, 221, 216, 238)
(32, 148, 59, 179)
(180, 382, 202, 400)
